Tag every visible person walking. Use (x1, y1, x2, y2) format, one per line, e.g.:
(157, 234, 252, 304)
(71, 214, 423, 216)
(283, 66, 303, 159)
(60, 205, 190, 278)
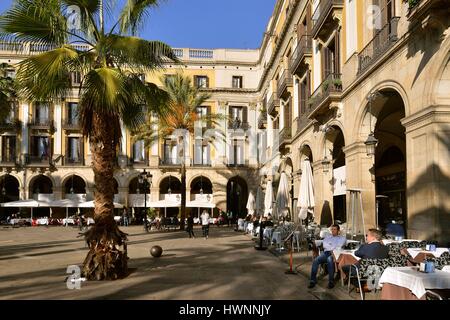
(187, 214, 195, 238)
(201, 210, 210, 239)
(122, 208, 129, 227)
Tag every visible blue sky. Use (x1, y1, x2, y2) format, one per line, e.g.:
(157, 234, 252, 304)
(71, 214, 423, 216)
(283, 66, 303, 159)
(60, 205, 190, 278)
(0, 0, 277, 49)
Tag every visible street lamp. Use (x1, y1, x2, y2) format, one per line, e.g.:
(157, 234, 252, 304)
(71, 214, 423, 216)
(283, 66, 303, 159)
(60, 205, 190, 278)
(138, 169, 153, 232)
(365, 91, 379, 157)
(322, 156, 331, 173)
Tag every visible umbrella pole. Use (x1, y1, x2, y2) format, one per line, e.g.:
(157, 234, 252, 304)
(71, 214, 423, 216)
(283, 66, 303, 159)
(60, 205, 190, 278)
(66, 207, 68, 227)
(285, 237, 297, 274)
(31, 207, 33, 222)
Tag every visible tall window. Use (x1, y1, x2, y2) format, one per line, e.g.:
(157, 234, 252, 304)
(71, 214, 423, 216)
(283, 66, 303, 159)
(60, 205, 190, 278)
(67, 137, 81, 163)
(133, 140, 146, 163)
(373, 0, 394, 33)
(67, 102, 78, 125)
(163, 139, 178, 164)
(31, 136, 50, 158)
(71, 72, 81, 85)
(194, 76, 208, 88)
(1, 136, 16, 162)
(196, 106, 209, 128)
(231, 139, 244, 166)
(229, 106, 247, 129)
(194, 139, 210, 165)
(34, 102, 49, 124)
(232, 76, 243, 88)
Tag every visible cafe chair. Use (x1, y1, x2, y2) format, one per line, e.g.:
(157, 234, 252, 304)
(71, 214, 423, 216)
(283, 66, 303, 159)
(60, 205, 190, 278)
(426, 289, 450, 300)
(347, 258, 391, 300)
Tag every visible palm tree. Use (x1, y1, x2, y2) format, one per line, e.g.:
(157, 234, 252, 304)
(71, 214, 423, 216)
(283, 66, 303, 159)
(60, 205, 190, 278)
(0, 63, 17, 123)
(133, 73, 224, 230)
(0, 0, 177, 280)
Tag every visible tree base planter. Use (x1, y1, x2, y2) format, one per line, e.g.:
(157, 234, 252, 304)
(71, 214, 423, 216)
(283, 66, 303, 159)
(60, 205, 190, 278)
(81, 225, 129, 280)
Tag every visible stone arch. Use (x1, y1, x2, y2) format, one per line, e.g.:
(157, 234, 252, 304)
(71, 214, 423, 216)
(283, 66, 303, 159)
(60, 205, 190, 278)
(60, 173, 89, 191)
(0, 173, 23, 190)
(353, 81, 411, 142)
(155, 173, 181, 189)
(187, 173, 213, 188)
(62, 174, 87, 195)
(424, 34, 450, 107)
(27, 174, 55, 195)
(0, 174, 20, 202)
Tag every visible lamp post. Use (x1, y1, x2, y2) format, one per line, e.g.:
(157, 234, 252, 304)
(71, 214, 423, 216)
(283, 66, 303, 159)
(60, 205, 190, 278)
(138, 169, 153, 233)
(365, 91, 379, 157)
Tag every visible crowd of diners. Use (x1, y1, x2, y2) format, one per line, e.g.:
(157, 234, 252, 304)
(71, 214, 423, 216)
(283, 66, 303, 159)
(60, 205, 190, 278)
(306, 224, 449, 292)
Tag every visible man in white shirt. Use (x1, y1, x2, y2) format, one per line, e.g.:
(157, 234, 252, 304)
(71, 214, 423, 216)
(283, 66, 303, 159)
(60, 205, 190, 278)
(308, 224, 346, 289)
(201, 210, 210, 239)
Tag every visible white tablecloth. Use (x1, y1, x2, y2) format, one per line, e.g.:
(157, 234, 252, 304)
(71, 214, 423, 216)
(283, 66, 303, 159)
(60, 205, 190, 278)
(382, 239, 422, 245)
(379, 266, 450, 299)
(35, 218, 49, 225)
(333, 249, 360, 261)
(442, 266, 450, 273)
(407, 248, 449, 259)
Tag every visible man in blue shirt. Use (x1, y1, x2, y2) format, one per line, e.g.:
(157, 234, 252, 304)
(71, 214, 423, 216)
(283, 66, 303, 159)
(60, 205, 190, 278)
(308, 224, 346, 289)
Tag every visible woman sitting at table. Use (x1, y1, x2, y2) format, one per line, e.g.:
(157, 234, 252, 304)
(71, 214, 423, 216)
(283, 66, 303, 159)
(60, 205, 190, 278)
(342, 229, 389, 285)
(308, 224, 346, 289)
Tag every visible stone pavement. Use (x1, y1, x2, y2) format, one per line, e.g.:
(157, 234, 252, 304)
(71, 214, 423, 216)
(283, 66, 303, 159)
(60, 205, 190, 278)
(0, 225, 358, 300)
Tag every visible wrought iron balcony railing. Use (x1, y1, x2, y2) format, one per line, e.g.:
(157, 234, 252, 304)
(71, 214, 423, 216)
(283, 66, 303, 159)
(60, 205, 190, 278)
(267, 94, 280, 115)
(311, 0, 344, 38)
(357, 17, 400, 74)
(308, 73, 342, 116)
(277, 69, 293, 99)
(290, 35, 312, 74)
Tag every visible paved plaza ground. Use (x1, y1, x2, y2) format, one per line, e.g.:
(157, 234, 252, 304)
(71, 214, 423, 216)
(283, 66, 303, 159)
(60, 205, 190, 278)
(0, 225, 361, 300)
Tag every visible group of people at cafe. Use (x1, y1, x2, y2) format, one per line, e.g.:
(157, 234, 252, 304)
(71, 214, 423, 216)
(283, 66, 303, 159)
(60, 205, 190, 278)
(308, 225, 393, 290)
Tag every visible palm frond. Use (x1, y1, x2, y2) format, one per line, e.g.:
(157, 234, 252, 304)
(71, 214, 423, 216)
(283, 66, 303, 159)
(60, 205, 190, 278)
(15, 45, 79, 100)
(0, 0, 68, 46)
(105, 35, 178, 71)
(118, 0, 160, 35)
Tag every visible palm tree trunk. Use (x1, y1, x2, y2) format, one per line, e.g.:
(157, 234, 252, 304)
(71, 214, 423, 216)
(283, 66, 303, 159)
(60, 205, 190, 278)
(82, 112, 128, 280)
(180, 163, 186, 230)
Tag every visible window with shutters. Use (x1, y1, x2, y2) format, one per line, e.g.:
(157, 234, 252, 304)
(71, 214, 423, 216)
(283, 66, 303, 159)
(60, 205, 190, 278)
(132, 140, 146, 163)
(163, 139, 179, 165)
(232, 76, 243, 88)
(228, 138, 244, 166)
(229, 106, 248, 129)
(321, 36, 339, 80)
(33, 102, 50, 125)
(30, 136, 51, 160)
(1, 136, 16, 162)
(195, 75, 208, 88)
(71, 72, 81, 85)
(194, 139, 210, 166)
(372, 0, 394, 34)
(67, 103, 79, 126)
(66, 137, 82, 164)
(196, 106, 209, 128)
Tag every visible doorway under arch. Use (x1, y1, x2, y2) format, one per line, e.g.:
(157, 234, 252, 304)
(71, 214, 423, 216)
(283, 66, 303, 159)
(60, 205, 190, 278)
(226, 176, 248, 219)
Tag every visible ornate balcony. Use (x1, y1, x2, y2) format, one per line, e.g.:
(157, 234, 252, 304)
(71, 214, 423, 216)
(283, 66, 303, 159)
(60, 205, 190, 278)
(290, 35, 312, 75)
(62, 119, 81, 130)
(308, 73, 342, 119)
(407, 0, 450, 27)
(311, 0, 344, 40)
(28, 119, 54, 131)
(267, 93, 280, 116)
(258, 112, 267, 129)
(279, 127, 292, 150)
(357, 17, 400, 75)
(277, 69, 293, 99)
(0, 155, 18, 167)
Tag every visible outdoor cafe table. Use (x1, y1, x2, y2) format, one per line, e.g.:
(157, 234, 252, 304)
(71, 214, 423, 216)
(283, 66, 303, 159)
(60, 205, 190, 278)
(406, 248, 450, 264)
(379, 266, 450, 300)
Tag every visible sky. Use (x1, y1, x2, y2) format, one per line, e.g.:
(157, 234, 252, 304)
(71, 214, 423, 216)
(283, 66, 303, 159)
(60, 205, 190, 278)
(0, 0, 277, 49)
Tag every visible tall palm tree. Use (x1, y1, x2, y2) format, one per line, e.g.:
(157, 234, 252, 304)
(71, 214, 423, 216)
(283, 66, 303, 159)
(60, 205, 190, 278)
(133, 73, 224, 230)
(0, 63, 17, 123)
(0, 0, 177, 280)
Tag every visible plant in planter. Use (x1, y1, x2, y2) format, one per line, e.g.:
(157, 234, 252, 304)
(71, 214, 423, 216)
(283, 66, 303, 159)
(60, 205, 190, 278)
(408, 0, 420, 9)
(333, 78, 343, 89)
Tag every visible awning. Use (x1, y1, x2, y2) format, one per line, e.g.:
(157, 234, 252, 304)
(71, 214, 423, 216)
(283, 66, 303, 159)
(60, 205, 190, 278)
(186, 200, 215, 208)
(0, 199, 51, 207)
(78, 200, 124, 208)
(147, 199, 181, 208)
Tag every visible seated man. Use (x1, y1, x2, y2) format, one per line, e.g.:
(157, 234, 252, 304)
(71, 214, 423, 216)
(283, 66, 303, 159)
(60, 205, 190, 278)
(308, 224, 346, 289)
(342, 228, 390, 285)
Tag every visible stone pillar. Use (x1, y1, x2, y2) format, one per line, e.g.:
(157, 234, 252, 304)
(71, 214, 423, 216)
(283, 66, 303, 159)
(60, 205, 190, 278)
(401, 105, 450, 244)
(343, 142, 376, 232)
(53, 187, 63, 200)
